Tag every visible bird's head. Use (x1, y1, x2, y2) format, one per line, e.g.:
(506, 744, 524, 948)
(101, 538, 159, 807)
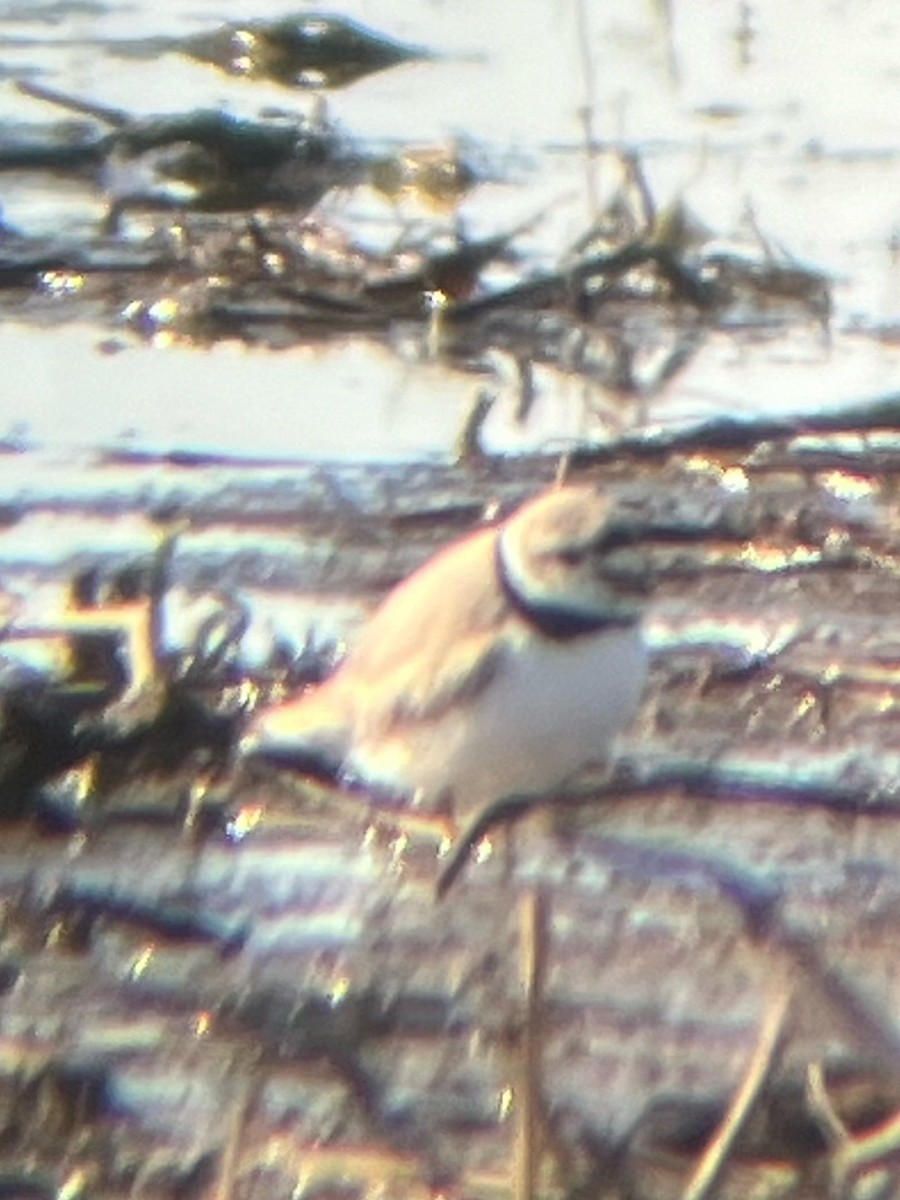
(496, 485, 653, 634)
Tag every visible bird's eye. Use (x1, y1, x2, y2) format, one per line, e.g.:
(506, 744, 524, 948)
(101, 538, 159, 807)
(557, 547, 587, 566)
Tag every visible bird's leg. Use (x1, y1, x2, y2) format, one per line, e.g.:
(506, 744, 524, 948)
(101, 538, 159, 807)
(436, 793, 543, 898)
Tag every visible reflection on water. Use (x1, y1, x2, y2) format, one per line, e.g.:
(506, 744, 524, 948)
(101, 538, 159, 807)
(0, 0, 899, 460)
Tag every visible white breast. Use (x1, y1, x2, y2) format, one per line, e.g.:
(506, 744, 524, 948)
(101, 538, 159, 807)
(344, 622, 648, 816)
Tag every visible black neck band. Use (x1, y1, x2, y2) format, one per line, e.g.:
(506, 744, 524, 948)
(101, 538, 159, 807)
(495, 540, 637, 642)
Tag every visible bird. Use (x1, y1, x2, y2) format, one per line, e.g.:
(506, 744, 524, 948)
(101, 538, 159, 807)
(241, 484, 655, 845)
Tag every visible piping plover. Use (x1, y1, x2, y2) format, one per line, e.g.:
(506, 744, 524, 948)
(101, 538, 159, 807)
(242, 484, 652, 826)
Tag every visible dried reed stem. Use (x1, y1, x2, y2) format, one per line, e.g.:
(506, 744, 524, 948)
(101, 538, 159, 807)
(681, 983, 791, 1200)
(516, 888, 549, 1200)
(573, 0, 600, 219)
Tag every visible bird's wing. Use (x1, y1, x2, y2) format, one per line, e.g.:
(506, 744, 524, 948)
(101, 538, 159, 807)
(342, 526, 515, 730)
(384, 625, 510, 724)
